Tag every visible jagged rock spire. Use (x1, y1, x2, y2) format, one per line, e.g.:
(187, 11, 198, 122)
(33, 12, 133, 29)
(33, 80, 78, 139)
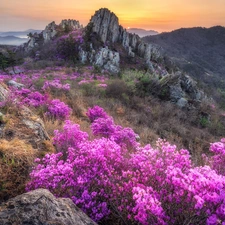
(90, 8, 121, 43)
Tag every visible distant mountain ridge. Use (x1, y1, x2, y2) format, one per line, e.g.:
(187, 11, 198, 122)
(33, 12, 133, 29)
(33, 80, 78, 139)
(0, 29, 42, 37)
(0, 36, 28, 46)
(127, 28, 158, 37)
(0, 29, 42, 46)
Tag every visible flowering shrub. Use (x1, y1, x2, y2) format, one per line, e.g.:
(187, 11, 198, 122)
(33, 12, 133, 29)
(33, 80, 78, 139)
(204, 138, 225, 176)
(27, 106, 225, 224)
(22, 91, 48, 107)
(42, 79, 70, 91)
(53, 120, 88, 154)
(86, 105, 108, 122)
(46, 99, 71, 120)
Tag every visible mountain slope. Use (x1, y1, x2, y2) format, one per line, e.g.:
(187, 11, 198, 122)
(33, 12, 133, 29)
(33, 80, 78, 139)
(143, 26, 225, 103)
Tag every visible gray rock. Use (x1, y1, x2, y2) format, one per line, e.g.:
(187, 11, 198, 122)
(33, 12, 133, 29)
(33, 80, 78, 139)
(0, 189, 97, 225)
(90, 8, 121, 43)
(43, 21, 58, 42)
(94, 47, 120, 73)
(21, 106, 50, 143)
(7, 80, 24, 89)
(176, 98, 188, 108)
(24, 19, 83, 51)
(89, 8, 163, 71)
(0, 83, 8, 101)
(60, 19, 82, 30)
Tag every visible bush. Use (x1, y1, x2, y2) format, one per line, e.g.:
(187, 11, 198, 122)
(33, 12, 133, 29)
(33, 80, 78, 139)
(27, 106, 225, 225)
(46, 99, 71, 120)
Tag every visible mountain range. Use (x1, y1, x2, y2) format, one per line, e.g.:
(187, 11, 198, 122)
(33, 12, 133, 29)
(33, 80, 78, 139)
(127, 28, 158, 37)
(0, 29, 42, 45)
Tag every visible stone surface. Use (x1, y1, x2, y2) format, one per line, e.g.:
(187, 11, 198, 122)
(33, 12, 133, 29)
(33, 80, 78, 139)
(7, 80, 24, 89)
(90, 8, 121, 43)
(24, 19, 83, 51)
(42, 21, 58, 43)
(0, 189, 97, 225)
(0, 83, 8, 101)
(0, 83, 49, 149)
(176, 97, 188, 108)
(95, 47, 120, 73)
(89, 8, 163, 67)
(60, 19, 82, 30)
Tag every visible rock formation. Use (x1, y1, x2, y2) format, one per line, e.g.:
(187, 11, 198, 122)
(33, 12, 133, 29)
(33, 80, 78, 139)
(90, 8, 162, 66)
(158, 72, 204, 107)
(60, 19, 83, 30)
(0, 83, 49, 149)
(79, 46, 120, 73)
(0, 83, 8, 102)
(0, 189, 97, 225)
(24, 19, 83, 51)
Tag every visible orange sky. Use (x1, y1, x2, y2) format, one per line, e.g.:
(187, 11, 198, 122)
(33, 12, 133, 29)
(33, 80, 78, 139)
(1, 0, 225, 32)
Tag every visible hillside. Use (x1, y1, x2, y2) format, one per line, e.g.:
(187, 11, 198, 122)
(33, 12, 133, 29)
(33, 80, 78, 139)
(143, 26, 225, 106)
(0, 8, 225, 225)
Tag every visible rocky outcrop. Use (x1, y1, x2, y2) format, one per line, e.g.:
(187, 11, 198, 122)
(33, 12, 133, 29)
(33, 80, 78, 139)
(60, 19, 83, 30)
(43, 21, 58, 42)
(24, 19, 83, 51)
(95, 47, 120, 73)
(79, 46, 120, 74)
(0, 82, 49, 148)
(90, 8, 162, 66)
(7, 80, 24, 89)
(0, 189, 97, 225)
(0, 83, 8, 101)
(159, 72, 204, 107)
(90, 8, 121, 43)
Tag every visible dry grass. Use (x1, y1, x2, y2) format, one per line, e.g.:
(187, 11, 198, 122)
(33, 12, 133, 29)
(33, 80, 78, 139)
(0, 139, 36, 202)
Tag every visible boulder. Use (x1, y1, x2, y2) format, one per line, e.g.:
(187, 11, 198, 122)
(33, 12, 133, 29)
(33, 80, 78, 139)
(0, 83, 8, 101)
(7, 80, 24, 89)
(0, 189, 97, 225)
(176, 97, 188, 108)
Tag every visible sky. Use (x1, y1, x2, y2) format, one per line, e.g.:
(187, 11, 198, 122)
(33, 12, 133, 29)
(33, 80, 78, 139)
(1, 0, 225, 32)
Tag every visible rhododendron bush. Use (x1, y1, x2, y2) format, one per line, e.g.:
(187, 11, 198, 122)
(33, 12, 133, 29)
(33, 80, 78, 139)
(26, 106, 225, 224)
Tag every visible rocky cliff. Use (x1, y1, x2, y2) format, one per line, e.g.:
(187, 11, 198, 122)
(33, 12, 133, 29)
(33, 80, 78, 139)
(90, 8, 162, 66)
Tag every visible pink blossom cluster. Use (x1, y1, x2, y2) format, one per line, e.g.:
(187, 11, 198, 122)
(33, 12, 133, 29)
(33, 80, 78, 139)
(87, 106, 139, 149)
(204, 138, 225, 176)
(27, 106, 225, 224)
(42, 79, 70, 91)
(15, 88, 48, 107)
(46, 99, 71, 120)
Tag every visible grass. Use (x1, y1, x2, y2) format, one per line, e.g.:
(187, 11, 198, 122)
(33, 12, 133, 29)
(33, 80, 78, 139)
(0, 65, 224, 203)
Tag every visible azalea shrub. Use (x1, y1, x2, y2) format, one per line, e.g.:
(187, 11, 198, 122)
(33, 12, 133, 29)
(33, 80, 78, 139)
(46, 99, 71, 120)
(27, 106, 225, 225)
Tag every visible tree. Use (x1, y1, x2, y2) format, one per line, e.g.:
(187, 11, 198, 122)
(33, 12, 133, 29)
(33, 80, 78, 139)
(0, 52, 9, 72)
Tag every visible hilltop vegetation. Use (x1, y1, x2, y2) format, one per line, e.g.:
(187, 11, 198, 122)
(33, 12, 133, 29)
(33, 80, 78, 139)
(0, 8, 225, 225)
(143, 26, 225, 107)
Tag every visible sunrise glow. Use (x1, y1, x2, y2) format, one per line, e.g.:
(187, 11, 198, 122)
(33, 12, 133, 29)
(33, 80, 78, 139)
(1, 0, 225, 32)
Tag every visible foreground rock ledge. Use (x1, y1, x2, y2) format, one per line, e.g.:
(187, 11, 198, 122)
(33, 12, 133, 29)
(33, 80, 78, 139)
(0, 189, 97, 225)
